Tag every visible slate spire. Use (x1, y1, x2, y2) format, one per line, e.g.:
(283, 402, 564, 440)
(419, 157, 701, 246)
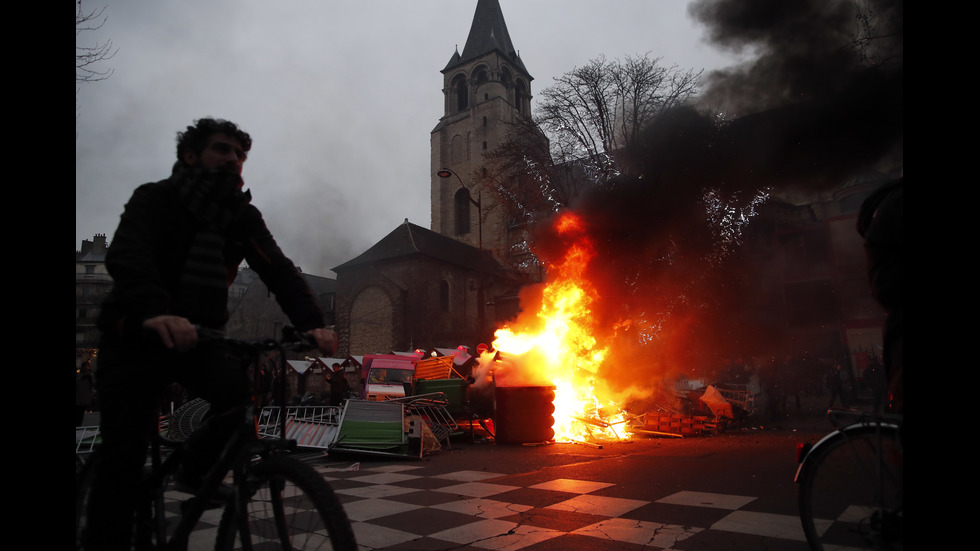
(446, 0, 529, 76)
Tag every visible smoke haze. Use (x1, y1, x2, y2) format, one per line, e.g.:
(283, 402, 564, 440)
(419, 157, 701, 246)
(526, 0, 903, 392)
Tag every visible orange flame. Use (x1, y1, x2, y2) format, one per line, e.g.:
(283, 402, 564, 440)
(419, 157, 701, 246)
(487, 212, 632, 442)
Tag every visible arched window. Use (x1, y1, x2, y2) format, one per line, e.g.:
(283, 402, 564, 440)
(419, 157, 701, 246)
(500, 67, 513, 88)
(454, 188, 472, 235)
(515, 80, 528, 116)
(452, 75, 468, 112)
(500, 67, 513, 104)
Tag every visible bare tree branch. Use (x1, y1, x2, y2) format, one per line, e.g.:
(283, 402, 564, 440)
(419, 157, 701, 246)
(76, 1, 116, 84)
(76, 2, 116, 84)
(482, 53, 703, 225)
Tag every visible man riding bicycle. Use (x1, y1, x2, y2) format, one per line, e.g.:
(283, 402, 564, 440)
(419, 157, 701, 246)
(85, 118, 337, 551)
(857, 177, 902, 414)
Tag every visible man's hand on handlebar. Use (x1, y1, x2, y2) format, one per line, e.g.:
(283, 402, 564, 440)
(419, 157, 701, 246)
(306, 328, 338, 356)
(142, 317, 336, 356)
(143, 315, 198, 352)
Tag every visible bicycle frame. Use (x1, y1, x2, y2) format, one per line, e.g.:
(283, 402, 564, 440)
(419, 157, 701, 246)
(144, 409, 247, 548)
(140, 329, 315, 549)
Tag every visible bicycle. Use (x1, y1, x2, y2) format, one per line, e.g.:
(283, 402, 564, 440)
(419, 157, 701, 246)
(795, 408, 903, 550)
(76, 326, 357, 551)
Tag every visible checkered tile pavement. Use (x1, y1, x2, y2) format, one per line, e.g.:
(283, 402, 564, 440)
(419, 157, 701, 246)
(169, 459, 814, 550)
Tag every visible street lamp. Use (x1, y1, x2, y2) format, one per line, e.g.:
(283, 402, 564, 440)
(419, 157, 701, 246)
(437, 168, 482, 249)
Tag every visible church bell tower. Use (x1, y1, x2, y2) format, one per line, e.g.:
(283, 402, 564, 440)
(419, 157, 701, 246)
(430, 0, 533, 259)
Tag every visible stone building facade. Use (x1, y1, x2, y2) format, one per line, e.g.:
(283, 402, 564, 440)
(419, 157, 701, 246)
(75, 234, 113, 366)
(331, 1, 531, 358)
(430, 0, 532, 264)
(752, 171, 899, 379)
(332, 220, 523, 356)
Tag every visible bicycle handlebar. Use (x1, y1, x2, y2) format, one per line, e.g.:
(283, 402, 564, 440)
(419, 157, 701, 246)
(194, 325, 320, 353)
(193, 325, 322, 445)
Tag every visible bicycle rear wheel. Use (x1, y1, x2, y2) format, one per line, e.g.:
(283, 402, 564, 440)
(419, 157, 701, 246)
(798, 424, 903, 550)
(218, 455, 357, 550)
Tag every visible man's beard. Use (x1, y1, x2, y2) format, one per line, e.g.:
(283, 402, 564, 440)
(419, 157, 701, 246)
(208, 166, 245, 189)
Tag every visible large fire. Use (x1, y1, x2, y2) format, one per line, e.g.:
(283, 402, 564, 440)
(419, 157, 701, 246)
(481, 212, 632, 442)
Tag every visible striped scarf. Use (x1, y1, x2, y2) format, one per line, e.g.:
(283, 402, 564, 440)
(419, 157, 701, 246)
(170, 163, 252, 297)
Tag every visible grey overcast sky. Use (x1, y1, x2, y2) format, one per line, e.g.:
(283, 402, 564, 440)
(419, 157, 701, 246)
(75, 0, 749, 277)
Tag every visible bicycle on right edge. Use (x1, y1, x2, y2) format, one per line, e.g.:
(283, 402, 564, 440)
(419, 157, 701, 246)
(795, 409, 903, 550)
(76, 326, 357, 551)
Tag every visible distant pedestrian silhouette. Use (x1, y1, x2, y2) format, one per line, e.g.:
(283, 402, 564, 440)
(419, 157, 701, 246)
(826, 364, 849, 409)
(76, 361, 94, 426)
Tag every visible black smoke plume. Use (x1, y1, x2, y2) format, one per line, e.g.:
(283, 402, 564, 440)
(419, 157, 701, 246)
(530, 0, 903, 388)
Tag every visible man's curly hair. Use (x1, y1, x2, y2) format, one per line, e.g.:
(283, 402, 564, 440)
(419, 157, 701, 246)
(176, 118, 252, 162)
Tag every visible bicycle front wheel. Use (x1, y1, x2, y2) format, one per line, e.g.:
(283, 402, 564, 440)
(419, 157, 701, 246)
(75, 454, 95, 551)
(219, 455, 357, 551)
(798, 424, 903, 550)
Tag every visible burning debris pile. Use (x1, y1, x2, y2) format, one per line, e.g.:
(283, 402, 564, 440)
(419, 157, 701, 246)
(473, 0, 902, 443)
(469, 213, 637, 444)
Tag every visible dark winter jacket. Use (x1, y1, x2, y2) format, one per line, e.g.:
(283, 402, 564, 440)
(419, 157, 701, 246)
(98, 169, 324, 340)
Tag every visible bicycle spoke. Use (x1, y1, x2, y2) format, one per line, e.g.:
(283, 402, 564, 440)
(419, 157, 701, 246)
(217, 457, 355, 550)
